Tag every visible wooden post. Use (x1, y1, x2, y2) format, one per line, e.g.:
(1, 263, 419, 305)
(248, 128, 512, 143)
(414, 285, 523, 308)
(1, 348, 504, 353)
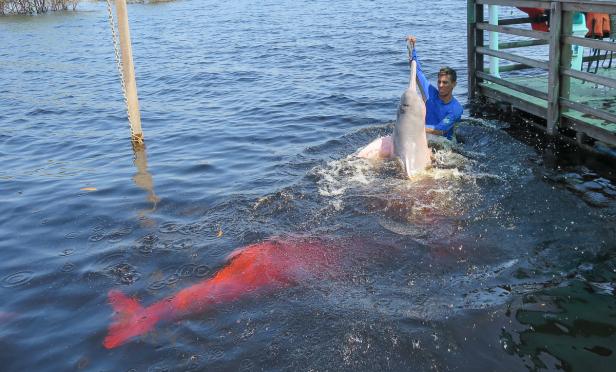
(476, 3, 485, 93)
(467, 0, 477, 101)
(488, 5, 500, 77)
(116, 0, 143, 143)
(559, 9, 574, 126)
(547, 1, 562, 135)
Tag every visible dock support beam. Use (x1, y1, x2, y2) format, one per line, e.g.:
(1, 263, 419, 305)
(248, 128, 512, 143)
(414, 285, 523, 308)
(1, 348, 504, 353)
(559, 10, 574, 135)
(488, 5, 500, 77)
(468, 0, 477, 100)
(467, 0, 484, 101)
(116, 0, 144, 144)
(547, 1, 562, 135)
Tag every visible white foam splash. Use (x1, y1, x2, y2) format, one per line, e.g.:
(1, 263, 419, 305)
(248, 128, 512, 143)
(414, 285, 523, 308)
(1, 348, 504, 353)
(314, 156, 375, 209)
(312, 139, 503, 215)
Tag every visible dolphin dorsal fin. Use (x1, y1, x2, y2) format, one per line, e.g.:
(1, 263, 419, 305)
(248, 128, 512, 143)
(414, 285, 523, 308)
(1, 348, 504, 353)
(409, 60, 417, 91)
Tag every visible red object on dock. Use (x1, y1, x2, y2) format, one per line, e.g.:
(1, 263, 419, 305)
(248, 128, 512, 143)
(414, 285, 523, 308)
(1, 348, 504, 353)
(586, 13, 611, 38)
(517, 7, 549, 32)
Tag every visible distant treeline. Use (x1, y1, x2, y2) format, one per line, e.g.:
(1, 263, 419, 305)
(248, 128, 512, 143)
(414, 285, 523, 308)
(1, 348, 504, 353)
(1, 0, 176, 15)
(0, 0, 79, 15)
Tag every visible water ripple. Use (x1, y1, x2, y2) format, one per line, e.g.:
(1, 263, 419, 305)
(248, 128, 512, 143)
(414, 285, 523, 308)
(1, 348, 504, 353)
(2, 271, 34, 288)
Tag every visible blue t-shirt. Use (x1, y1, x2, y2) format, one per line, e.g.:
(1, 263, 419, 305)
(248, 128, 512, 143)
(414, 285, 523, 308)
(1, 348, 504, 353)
(411, 49, 463, 140)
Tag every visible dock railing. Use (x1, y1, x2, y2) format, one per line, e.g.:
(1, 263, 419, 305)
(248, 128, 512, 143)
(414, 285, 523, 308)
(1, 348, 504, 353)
(468, 0, 616, 147)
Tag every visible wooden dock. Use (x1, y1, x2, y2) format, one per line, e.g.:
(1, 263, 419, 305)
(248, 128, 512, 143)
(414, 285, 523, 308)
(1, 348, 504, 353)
(467, 0, 616, 152)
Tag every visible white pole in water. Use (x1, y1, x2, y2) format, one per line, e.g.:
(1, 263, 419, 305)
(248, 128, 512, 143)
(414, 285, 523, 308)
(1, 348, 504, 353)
(489, 5, 500, 77)
(115, 0, 143, 144)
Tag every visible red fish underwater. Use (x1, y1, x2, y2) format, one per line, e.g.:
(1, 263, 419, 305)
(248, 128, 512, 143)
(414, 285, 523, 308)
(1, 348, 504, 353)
(103, 237, 375, 349)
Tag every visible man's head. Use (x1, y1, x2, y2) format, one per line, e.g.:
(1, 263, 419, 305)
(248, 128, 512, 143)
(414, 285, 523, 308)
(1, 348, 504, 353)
(437, 67, 457, 103)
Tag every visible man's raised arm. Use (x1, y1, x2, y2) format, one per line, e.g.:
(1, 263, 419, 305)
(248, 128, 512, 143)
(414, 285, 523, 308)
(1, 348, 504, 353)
(406, 36, 430, 102)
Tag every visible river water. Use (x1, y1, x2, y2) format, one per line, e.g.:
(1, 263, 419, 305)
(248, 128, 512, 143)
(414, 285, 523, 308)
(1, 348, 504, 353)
(1, 1, 616, 371)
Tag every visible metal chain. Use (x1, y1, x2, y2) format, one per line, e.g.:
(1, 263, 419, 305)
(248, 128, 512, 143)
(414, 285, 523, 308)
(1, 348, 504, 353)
(106, 0, 135, 138)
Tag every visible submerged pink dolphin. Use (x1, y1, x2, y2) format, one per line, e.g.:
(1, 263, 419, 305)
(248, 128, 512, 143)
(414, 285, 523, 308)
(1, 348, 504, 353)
(357, 54, 431, 177)
(103, 237, 380, 349)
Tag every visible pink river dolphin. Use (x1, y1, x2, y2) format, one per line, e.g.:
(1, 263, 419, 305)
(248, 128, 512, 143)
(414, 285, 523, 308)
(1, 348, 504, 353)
(357, 55, 431, 177)
(103, 236, 388, 349)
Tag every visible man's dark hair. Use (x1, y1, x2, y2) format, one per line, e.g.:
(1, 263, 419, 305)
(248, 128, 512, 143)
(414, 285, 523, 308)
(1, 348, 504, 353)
(438, 67, 457, 82)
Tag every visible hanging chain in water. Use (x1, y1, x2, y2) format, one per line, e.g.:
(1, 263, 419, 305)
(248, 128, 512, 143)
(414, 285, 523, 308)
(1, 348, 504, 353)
(106, 0, 135, 138)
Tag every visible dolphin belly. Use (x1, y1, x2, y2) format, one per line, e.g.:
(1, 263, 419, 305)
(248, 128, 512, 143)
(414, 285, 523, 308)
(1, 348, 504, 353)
(392, 90, 431, 177)
(392, 59, 431, 177)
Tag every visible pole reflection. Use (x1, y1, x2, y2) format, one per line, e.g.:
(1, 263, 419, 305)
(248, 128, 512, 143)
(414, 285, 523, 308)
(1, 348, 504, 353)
(132, 143, 160, 214)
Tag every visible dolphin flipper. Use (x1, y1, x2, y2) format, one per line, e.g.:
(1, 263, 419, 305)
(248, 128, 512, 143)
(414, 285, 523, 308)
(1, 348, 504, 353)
(357, 135, 394, 159)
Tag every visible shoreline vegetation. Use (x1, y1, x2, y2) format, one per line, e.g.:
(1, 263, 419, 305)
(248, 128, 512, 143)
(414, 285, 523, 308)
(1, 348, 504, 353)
(0, 0, 174, 15)
(0, 1, 79, 15)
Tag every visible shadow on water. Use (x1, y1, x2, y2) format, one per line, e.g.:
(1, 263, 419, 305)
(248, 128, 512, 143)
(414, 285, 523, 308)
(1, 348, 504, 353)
(471, 101, 616, 210)
(457, 105, 616, 371)
(502, 277, 616, 371)
(131, 142, 160, 215)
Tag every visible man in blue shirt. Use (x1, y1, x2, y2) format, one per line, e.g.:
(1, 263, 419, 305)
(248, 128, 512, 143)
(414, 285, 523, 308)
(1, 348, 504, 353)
(407, 36, 463, 140)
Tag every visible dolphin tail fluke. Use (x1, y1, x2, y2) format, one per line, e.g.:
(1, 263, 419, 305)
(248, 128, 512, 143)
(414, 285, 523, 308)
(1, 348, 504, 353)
(103, 290, 157, 349)
(409, 60, 417, 91)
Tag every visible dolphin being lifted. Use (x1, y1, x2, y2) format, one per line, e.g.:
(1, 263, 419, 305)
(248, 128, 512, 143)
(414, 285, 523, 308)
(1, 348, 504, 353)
(357, 42, 431, 177)
(103, 237, 386, 349)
